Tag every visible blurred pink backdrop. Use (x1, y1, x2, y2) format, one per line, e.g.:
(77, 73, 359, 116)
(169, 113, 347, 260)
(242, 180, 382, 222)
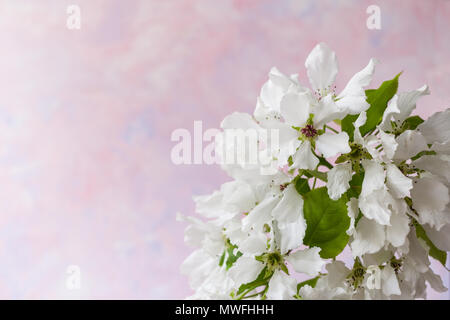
(0, 0, 448, 299)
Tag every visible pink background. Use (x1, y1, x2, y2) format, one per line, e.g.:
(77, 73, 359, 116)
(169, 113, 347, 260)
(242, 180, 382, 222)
(0, 0, 448, 299)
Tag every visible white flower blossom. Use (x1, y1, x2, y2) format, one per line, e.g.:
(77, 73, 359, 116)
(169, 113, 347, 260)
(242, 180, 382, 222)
(179, 42, 450, 300)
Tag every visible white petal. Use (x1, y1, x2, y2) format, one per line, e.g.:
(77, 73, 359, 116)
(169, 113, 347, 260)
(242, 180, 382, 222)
(286, 247, 326, 277)
(325, 261, 351, 288)
(243, 195, 279, 232)
(305, 42, 338, 92)
(316, 132, 351, 158)
(394, 130, 428, 161)
(364, 135, 382, 159)
(381, 265, 401, 296)
(379, 131, 398, 160)
(280, 92, 311, 127)
(346, 197, 359, 236)
(221, 112, 260, 130)
(266, 270, 297, 300)
(361, 159, 385, 197)
(393, 85, 430, 123)
(407, 232, 430, 273)
(363, 249, 393, 266)
(271, 185, 307, 252)
(423, 224, 450, 251)
(238, 231, 268, 255)
(276, 219, 306, 253)
(413, 155, 450, 183)
(336, 58, 377, 114)
(385, 163, 413, 199)
(313, 94, 344, 127)
(224, 216, 248, 246)
(353, 111, 367, 144)
(260, 67, 293, 113)
(380, 95, 401, 131)
(336, 92, 369, 116)
(359, 187, 394, 226)
(386, 210, 410, 247)
(423, 269, 447, 293)
(181, 250, 217, 289)
(276, 123, 302, 167)
(355, 111, 367, 128)
(351, 217, 386, 257)
(228, 257, 265, 287)
(272, 184, 304, 225)
(431, 141, 450, 155)
(269, 66, 295, 88)
(381, 85, 430, 131)
(327, 162, 352, 200)
(411, 177, 450, 230)
(194, 191, 224, 218)
(221, 180, 258, 213)
(194, 180, 257, 218)
(418, 109, 450, 144)
(290, 140, 319, 170)
(254, 96, 285, 125)
(299, 283, 351, 300)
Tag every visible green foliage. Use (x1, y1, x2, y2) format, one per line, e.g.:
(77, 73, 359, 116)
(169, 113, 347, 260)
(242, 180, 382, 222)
(236, 266, 271, 297)
(415, 224, 447, 267)
(303, 187, 350, 259)
(341, 114, 358, 141)
(297, 276, 320, 295)
(402, 115, 424, 131)
(294, 177, 311, 195)
(342, 73, 401, 140)
(219, 240, 243, 270)
(360, 73, 401, 135)
(347, 172, 364, 199)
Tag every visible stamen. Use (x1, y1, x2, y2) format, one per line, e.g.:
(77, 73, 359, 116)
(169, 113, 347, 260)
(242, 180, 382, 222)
(313, 85, 337, 101)
(301, 124, 318, 138)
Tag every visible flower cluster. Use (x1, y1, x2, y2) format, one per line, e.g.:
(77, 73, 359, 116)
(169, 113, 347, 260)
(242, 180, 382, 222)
(179, 43, 450, 300)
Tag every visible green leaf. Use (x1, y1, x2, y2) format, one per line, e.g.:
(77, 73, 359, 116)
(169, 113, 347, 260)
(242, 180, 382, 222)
(288, 155, 293, 167)
(218, 251, 226, 267)
(341, 114, 358, 141)
(303, 187, 350, 259)
(294, 177, 311, 195)
(225, 246, 243, 270)
(236, 266, 271, 296)
(220, 240, 243, 270)
(297, 276, 320, 294)
(342, 73, 401, 140)
(415, 224, 447, 267)
(358, 73, 401, 136)
(402, 115, 424, 131)
(346, 172, 365, 199)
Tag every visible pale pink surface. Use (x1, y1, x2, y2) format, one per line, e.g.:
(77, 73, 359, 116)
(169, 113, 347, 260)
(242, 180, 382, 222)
(0, 0, 448, 299)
